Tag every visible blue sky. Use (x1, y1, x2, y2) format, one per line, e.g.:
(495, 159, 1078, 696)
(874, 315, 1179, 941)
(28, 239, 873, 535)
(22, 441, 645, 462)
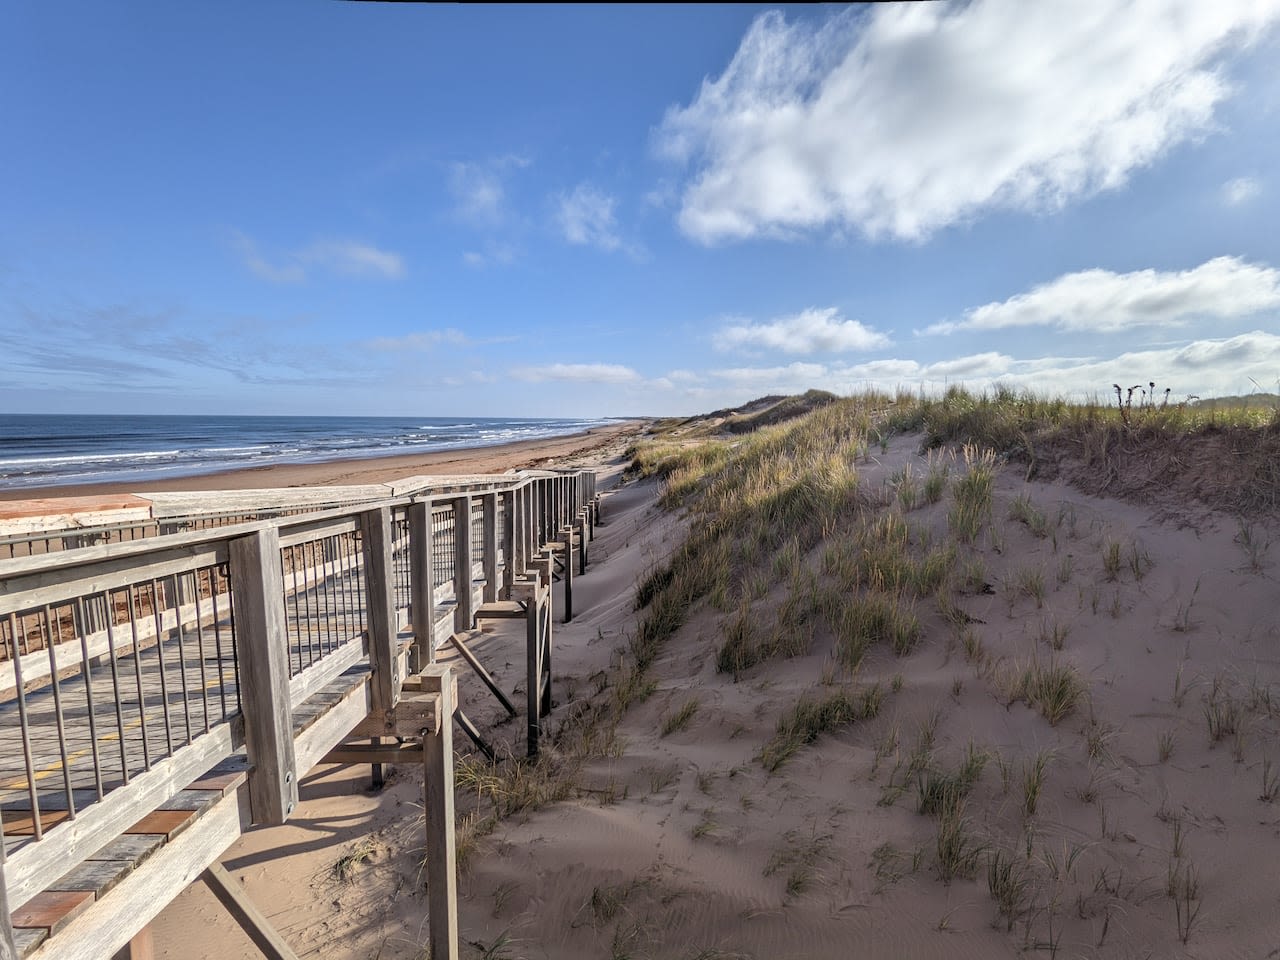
(4, 2, 1280, 418)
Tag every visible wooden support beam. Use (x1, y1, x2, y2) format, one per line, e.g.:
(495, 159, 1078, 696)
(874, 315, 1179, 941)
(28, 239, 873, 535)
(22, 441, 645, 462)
(322, 741, 435, 765)
(408, 500, 436, 670)
(540, 593, 553, 719)
(360, 507, 401, 731)
(449, 632, 517, 717)
(481, 493, 498, 605)
(421, 665, 459, 960)
(111, 925, 154, 960)
(561, 525, 574, 624)
(228, 528, 299, 825)
(526, 587, 540, 759)
(202, 862, 300, 960)
(577, 512, 588, 576)
(452, 708, 495, 761)
(451, 496, 474, 634)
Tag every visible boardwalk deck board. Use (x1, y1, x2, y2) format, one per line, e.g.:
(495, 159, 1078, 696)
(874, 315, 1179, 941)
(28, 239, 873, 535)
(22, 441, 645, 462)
(10, 891, 93, 936)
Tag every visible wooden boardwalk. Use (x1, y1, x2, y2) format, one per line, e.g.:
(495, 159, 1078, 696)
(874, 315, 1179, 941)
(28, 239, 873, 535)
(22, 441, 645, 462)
(0, 469, 599, 960)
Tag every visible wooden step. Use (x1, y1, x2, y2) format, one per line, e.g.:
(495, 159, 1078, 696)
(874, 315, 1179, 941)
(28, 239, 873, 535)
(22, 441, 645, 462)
(474, 600, 527, 620)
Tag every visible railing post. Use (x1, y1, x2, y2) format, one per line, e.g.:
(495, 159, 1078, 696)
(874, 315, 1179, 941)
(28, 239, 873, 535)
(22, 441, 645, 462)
(537, 480, 548, 552)
(501, 490, 516, 598)
(452, 497, 474, 633)
(422, 664, 458, 960)
(229, 527, 299, 825)
(560, 524, 573, 623)
(481, 493, 498, 605)
(360, 507, 401, 727)
(408, 501, 436, 668)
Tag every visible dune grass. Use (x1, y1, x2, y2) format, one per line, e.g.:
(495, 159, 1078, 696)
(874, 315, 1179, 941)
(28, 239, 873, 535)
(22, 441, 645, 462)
(760, 685, 885, 772)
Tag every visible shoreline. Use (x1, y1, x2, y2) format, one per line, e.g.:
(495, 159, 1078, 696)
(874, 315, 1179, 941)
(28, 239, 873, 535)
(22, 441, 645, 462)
(0, 421, 648, 502)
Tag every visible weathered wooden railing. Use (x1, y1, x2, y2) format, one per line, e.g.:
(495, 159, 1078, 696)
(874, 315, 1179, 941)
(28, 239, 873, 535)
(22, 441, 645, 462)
(0, 468, 598, 959)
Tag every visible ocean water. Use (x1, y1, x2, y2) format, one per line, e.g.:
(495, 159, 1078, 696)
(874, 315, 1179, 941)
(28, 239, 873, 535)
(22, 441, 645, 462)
(0, 414, 621, 490)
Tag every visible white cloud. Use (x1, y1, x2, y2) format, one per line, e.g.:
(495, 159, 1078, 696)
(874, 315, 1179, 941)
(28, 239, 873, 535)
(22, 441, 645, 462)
(926, 256, 1280, 335)
(304, 241, 405, 279)
(665, 369, 702, 383)
(366, 329, 472, 351)
(1223, 175, 1262, 206)
(658, 2, 1280, 243)
(712, 362, 831, 386)
(511, 362, 641, 383)
(461, 243, 519, 269)
(232, 231, 404, 282)
(449, 155, 532, 226)
(714, 306, 890, 354)
(451, 162, 506, 225)
(555, 183, 639, 255)
(232, 231, 306, 283)
(704, 331, 1280, 400)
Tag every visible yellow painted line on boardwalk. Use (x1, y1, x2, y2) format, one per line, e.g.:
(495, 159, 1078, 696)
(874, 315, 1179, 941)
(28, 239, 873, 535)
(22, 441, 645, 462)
(1, 674, 232, 792)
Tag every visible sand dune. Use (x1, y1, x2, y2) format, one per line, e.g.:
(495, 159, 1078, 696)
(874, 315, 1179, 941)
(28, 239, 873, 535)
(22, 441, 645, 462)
(151, 424, 1279, 959)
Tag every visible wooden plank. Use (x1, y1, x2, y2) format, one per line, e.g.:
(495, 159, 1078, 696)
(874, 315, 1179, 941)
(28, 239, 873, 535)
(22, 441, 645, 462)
(124, 810, 195, 841)
(0, 540, 227, 620)
(293, 675, 373, 775)
(47, 859, 134, 898)
(10, 891, 94, 935)
(422, 665, 458, 960)
(228, 528, 298, 826)
(145, 487, 391, 521)
(187, 757, 250, 796)
(2, 811, 71, 837)
(321, 742, 432, 765)
(201, 862, 299, 960)
(12, 929, 45, 956)
(157, 789, 222, 813)
(23, 790, 248, 960)
(0, 500, 152, 538)
(359, 508, 399, 731)
(84, 835, 164, 866)
(474, 601, 525, 619)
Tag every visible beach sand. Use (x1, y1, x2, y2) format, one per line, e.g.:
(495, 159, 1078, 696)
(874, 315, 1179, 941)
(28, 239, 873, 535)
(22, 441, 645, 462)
(145, 429, 1279, 958)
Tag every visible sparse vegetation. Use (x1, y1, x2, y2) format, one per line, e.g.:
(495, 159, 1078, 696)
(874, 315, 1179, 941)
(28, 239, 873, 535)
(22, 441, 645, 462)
(661, 697, 700, 736)
(1002, 659, 1088, 725)
(760, 686, 885, 772)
